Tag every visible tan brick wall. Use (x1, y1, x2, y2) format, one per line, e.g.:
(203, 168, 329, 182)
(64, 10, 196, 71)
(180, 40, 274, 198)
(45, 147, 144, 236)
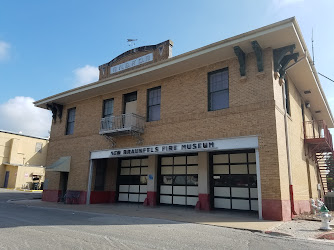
(272, 72, 322, 203)
(46, 48, 290, 202)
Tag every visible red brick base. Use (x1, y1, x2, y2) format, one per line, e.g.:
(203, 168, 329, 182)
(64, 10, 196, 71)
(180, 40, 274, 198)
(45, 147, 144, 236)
(262, 199, 311, 221)
(262, 199, 291, 221)
(42, 190, 61, 202)
(144, 191, 156, 206)
(196, 194, 211, 211)
(90, 191, 116, 204)
(294, 200, 311, 214)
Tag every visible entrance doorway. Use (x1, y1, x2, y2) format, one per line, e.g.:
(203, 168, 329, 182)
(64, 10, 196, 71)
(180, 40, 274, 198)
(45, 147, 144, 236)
(123, 92, 137, 128)
(59, 172, 68, 202)
(3, 171, 9, 188)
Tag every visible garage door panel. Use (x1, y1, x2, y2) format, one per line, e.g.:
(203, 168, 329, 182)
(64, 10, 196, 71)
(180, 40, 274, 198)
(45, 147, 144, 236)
(230, 165, 248, 174)
(129, 185, 139, 192)
(119, 185, 129, 192)
(173, 186, 186, 195)
(214, 187, 230, 197)
(118, 193, 129, 201)
(161, 166, 173, 175)
(214, 198, 230, 209)
(160, 185, 172, 194)
(214, 165, 229, 174)
(230, 153, 247, 163)
(249, 164, 256, 174)
(251, 200, 258, 211)
(248, 153, 256, 162)
(173, 196, 186, 205)
(187, 197, 198, 206)
(129, 194, 139, 202)
(141, 167, 148, 175)
(250, 188, 258, 198)
(120, 168, 130, 175)
(160, 195, 172, 204)
(187, 186, 198, 196)
(187, 165, 198, 174)
(140, 185, 147, 193)
(139, 194, 147, 202)
(174, 166, 186, 174)
(213, 154, 228, 164)
(232, 199, 249, 210)
(231, 187, 249, 198)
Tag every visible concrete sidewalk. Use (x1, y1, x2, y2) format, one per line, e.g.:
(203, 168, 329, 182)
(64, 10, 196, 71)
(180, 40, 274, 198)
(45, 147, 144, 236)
(9, 199, 281, 232)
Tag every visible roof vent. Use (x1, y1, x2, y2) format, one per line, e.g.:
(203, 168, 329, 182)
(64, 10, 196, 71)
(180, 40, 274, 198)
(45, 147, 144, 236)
(304, 90, 311, 94)
(315, 110, 321, 113)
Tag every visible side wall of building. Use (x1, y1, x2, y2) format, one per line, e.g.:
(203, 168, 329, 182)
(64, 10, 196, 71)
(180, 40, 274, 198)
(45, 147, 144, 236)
(0, 132, 48, 188)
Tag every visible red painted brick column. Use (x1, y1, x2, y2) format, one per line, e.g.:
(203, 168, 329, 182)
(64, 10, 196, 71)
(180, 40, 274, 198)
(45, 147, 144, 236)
(196, 194, 211, 211)
(144, 191, 157, 206)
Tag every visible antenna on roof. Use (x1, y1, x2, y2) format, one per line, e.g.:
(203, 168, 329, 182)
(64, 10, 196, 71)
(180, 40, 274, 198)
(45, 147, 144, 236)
(127, 39, 138, 48)
(312, 29, 315, 65)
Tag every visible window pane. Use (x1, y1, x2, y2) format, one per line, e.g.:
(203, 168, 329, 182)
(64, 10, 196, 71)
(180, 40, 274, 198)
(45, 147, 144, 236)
(209, 71, 228, 92)
(66, 122, 74, 135)
(230, 175, 249, 187)
(148, 87, 161, 122)
(210, 90, 229, 110)
(187, 175, 198, 186)
(68, 109, 76, 122)
(173, 176, 186, 185)
(149, 88, 161, 105)
(104, 99, 114, 117)
(162, 176, 173, 185)
(149, 105, 160, 121)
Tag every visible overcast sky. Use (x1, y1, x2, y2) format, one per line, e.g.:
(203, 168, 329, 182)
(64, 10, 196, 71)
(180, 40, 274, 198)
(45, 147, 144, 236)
(0, 0, 333, 137)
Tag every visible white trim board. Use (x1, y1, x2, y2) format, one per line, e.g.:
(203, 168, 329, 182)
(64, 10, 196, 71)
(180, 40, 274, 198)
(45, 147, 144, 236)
(90, 136, 259, 160)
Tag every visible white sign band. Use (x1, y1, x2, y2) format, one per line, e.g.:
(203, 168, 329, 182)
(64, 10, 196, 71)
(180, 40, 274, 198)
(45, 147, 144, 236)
(110, 53, 153, 75)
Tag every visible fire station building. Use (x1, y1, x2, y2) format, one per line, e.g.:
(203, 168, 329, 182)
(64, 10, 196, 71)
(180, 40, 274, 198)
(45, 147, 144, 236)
(35, 17, 334, 221)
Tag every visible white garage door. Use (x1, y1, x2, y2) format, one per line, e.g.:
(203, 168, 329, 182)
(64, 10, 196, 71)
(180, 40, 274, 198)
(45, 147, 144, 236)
(212, 151, 258, 211)
(118, 157, 148, 203)
(159, 154, 199, 206)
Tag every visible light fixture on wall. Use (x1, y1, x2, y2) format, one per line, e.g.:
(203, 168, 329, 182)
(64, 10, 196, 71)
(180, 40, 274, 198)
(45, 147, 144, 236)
(305, 102, 311, 108)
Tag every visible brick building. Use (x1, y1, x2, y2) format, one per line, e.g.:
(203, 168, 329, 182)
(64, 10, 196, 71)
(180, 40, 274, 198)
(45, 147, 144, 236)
(35, 17, 334, 221)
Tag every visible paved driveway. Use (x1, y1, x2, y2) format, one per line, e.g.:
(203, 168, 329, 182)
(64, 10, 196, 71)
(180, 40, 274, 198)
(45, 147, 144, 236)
(0, 189, 333, 249)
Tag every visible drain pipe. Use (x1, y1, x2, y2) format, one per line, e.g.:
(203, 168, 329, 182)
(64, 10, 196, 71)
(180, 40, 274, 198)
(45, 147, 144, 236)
(282, 80, 297, 217)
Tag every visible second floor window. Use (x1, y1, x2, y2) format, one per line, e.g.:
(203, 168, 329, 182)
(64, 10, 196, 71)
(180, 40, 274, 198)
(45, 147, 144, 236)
(208, 68, 229, 111)
(147, 86, 161, 122)
(66, 108, 76, 135)
(103, 98, 114, 118)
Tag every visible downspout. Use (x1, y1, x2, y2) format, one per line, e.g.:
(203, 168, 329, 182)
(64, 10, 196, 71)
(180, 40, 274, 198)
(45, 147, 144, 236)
(282, 81, 297, 217)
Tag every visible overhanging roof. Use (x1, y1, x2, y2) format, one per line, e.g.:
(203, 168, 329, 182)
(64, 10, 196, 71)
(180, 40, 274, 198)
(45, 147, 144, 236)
(45, 156, 71, 172)
(34, 17, 333, 127)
